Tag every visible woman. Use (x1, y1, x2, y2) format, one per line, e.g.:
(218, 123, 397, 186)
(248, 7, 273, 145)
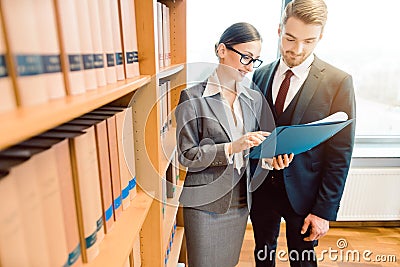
(175, 22, 293, 267)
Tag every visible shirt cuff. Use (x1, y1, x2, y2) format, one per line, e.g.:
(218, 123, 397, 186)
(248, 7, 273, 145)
(224, 143, 234, 164)
(261, 158, 273, 170)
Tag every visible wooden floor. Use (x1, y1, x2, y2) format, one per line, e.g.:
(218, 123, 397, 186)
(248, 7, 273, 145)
(238, 223, 400, 267)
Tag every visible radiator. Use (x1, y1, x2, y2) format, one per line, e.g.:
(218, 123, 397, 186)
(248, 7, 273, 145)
(337, 168, 400, 221)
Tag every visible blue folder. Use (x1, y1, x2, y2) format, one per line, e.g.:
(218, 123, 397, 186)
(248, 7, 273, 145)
(248, 119, 354, 158)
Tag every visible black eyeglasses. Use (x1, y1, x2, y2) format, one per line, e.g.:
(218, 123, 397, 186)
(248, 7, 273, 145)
(226, 46, 263, 68)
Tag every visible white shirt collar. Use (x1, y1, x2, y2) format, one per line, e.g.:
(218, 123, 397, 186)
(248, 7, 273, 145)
(202, 71, 253, 100)
(277, 53, 314, 79)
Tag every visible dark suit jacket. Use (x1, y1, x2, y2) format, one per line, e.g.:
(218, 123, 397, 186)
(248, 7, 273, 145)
(251, 56, 356, 221)
(176, 80, 264, 213)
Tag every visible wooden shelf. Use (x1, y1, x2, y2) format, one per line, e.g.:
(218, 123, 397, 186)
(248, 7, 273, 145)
(0, 75, 151, 150)
(85, 190, 154, 267)
(0, 0, 188, 266)
(160, 126, 177, 176)
(166, 227, 184, 267)
(158, 64, 184, 80)
(163, 179, 183, 251)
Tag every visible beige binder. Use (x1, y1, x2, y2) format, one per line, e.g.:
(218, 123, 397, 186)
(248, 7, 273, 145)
(0, 13, 16, 113)
(74, 0, 97, 90)
(119, 0, 140, 78)
(53, 139, 83, 266)
(16, 137, 83, 266)
(40, 128, 103, 263)
(0, 168, 30, 267)
(34, 0, 65, 99)
(98, 0, 117, 84)
(54, 0, 85, 95)
(109, 0, 125, 80)
(1, 0, 48, 106)
(68, 119, 115, 234)
(88, 0, 107, 87)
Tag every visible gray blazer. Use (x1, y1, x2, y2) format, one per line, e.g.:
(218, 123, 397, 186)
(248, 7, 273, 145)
(176, 80, 264, 213)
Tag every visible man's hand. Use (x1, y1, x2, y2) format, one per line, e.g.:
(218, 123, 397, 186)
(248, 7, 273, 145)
(263, 153, 294, 170)
(301, 214, 329, 241)
(272, 153, 294, 170)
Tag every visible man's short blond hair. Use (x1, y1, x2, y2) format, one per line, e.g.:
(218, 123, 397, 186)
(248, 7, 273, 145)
(281, 0, 328, 29)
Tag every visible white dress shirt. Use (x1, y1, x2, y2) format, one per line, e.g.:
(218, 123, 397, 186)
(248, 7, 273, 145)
(202, 71, 253, 174)
(272, 54, 314, 112)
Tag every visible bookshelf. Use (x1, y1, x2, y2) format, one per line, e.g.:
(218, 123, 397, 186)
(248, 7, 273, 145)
(0, 76, 150, 150)
(166, 227, 184, 267)
(160, 126, 177, 176)
(131, 1, 187, 266)
(0, 0, 186, 266)
(163, 179, 184, 250)
(85, 190, 153, 267)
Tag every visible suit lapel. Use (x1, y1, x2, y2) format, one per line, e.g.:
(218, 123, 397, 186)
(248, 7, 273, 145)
(239, 94, 254, 133)
(262, 61, 279, 119)
(204, 94, 232, 141)
(263, 61, 279, 98)
(291, 58, 325, 125)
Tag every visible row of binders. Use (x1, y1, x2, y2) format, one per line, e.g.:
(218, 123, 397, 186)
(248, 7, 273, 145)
(159, 80, 173, 136)
(161, 152, 180, 218)
(157, 2, 172, 69)
(164, 219, 177, 267)
(0, 106, 140, 266)
(0, 0, 148, 113)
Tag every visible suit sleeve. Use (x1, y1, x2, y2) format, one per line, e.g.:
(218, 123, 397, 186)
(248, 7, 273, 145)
(311, 74, 356, 220)
(175, 89, 228, 171)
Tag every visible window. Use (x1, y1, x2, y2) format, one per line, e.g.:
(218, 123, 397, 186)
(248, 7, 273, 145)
(187, 0, 282, 82)
(315, 0, 400, 137)
(187, 0, 400, 140)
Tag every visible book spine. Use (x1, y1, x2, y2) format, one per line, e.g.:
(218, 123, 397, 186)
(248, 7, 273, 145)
(162, 5, 171, 67)
(0, 12, 16, 113)
(0, 172, 30, 267)
(119, 0, 139, 79)
(157, 2, 164, 70)
(88, 0, 107, 87)
(12, 158, 53, 267)
(1, 0, 49, 107)
(54, 140, 83, 267)
(124, 107, 137, 200)
(0, 170, 31, 266)
(99, 0, 117, 84)
(115, 109, 131, 210)
(74, 0, 97, 90)
(34, 0, 65, 99)
(54, 0, 86, 95)
(34, 149, 70, 266)
(106, 115, 123, 220)
(110, 0, 125, 80)
(70, 127, 104, 262)
(94, 120, 115, 233)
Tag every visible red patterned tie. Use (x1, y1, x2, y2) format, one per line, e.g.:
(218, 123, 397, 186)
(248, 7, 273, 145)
(275, 70, 294, 116)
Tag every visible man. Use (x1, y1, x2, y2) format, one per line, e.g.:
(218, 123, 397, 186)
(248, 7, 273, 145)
(250, 0, 356, 266)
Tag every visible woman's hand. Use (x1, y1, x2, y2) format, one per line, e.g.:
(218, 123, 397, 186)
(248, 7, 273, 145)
(228, 131, 270, 154)
(264, 153, 294, 170)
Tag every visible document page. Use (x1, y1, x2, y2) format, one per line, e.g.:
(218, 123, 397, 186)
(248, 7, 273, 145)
(305, 111, 348, 125)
